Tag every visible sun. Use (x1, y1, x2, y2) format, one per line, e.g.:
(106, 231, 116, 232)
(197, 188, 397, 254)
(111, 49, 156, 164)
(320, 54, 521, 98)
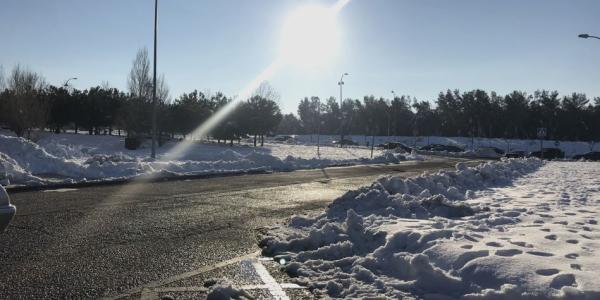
(278, 4, 341, 68)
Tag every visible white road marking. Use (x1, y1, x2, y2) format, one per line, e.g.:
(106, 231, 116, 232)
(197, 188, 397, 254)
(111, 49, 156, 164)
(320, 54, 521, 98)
(102, 251, 260, 300)
(139, 288, 158, 300)
(240, 283, 305, 290)
(252, 260, 290, 300)
(102, 252, 300, 300)
(153, 287, 208, 293)
(42, 188, 79, 193)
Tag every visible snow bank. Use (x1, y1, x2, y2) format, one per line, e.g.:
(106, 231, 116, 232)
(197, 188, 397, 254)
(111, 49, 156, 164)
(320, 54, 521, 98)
(259, 159, 600, 298)
(0, 133, 406, 186)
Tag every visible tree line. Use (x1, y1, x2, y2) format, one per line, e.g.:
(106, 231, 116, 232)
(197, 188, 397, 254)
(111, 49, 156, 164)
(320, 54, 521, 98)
(2, 50, 599, 145)
(0, 48, 282, 146)
(279, 90, 600, 142)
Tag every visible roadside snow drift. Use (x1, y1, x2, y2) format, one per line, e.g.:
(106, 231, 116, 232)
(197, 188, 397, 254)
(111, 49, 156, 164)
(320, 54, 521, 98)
(0, 133, 405, 186)
(261, 159, 600, 299)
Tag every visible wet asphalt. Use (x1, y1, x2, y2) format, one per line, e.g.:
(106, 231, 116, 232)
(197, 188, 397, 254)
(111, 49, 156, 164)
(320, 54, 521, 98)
(0, 159, 469, 299)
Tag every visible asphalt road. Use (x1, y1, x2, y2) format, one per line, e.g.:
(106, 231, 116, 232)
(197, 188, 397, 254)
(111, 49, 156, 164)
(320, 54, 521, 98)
(0, 159, 470, 299)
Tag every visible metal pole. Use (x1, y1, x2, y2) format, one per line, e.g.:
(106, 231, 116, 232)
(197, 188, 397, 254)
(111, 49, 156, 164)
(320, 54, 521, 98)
(370, 133, 375, 158)
(151, 0, 158, 159)
(338, 73, 348, 148)
(64, 77, 77, 88)
(339, 79, 344, 148)
(387, 112, 390, 137)
(390, 90, 396, 139)
(579, 34, 600, 40)
(317, 98, 321, 157)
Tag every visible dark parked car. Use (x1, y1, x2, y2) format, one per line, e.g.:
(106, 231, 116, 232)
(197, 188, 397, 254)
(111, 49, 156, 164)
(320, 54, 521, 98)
(0, 184, 16, 232)
(274, 135, 295, 142)
(332, 139, 359, 146)
(420, 144, 464, 153)
(528, 148, 565, 160)
(479, 147, 505, 155)
(378, 142, 412, 152)
(505, 150, 527, 158)
(572, 151, 600, 161)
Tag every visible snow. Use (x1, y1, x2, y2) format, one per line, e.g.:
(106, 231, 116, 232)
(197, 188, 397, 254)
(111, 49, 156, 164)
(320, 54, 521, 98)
(205, 279, 251, 300)
(0, 132, 404, 186)
(260, 159, 600, 299)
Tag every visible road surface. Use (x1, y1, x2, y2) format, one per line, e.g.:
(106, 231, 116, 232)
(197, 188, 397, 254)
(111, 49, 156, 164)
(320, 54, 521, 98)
(0, 159, 473, 299)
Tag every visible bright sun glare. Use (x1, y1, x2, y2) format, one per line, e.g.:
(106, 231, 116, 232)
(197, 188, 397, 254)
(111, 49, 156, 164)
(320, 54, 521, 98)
(279, 4, 341, 68)
(164, 0, 349, 161)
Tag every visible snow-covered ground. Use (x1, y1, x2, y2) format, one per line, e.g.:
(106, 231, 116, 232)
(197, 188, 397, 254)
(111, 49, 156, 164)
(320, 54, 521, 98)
(286, 134, 598, 158)
(261, 159, 600, 299)
(0, 131, 406, 186)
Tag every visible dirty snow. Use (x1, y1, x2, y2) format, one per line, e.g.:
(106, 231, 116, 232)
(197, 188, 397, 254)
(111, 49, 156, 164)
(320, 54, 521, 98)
(0, 132, 404, 186)
(205, 279, 252, 300)
(261, 159, 600, 299)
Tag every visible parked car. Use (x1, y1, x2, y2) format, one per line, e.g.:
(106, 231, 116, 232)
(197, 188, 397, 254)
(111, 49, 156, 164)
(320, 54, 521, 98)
(0, 163, 8, 186)
(572, 151, 600, 161)
(378, 142, 412, 153)
(478, 147, 505, 155)
(273, 135, 295, 142)
(332, 139, 358, 146)
(0, 184, 16, 232)
(419, 144, 464, 153)
(528, 148, 565, 160)
(505, 150, 527, 158)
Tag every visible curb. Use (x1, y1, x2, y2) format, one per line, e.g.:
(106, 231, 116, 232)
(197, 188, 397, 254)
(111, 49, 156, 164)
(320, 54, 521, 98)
(3, 159, 465, 194)
(5, 169, 271, 193)
(3, 162, 392, 194)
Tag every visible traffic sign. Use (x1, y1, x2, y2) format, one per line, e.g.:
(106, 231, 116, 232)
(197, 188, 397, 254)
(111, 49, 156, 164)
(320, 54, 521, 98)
(537, 127, 547, 139)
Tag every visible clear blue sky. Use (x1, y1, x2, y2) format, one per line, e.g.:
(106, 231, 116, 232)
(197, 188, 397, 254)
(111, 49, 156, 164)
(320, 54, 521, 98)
(2, 0, 600, 113)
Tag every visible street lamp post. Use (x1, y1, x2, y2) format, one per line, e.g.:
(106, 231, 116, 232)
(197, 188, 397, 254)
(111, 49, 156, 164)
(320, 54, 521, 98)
(151, 0, 158, 159)
(63, 77, 77, 88)
(316, 97, 321, 157)
(578, 33, 600, 40)
(338, 72, 349, 147)
(387, 90, 397, 137)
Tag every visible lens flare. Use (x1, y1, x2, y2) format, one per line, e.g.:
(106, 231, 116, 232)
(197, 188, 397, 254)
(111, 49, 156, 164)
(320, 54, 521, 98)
(165, 0, 350, 161)
(76, 1, 353, 241)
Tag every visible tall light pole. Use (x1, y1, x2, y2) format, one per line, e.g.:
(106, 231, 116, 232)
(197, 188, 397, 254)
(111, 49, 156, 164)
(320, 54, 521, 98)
(151, 0, 158, 159)
(338, 72, 349, 147)
(63, 77, 77, 88)
(316, 97, 321, 157)
(387, 90, 397, 137)
(579, 33, 600, 40)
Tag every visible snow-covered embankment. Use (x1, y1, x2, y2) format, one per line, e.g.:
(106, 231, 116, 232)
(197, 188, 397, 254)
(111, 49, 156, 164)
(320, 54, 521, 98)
(260, 159, 600, 299)
(0, 134, 407, 186)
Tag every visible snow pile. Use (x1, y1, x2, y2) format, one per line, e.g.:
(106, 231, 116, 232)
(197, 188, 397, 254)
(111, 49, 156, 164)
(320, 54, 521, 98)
(0, 133, 406, 186)
(205, 279, 251, 300)
(0, 135, 87, 184)
(260, 159, 600, 298)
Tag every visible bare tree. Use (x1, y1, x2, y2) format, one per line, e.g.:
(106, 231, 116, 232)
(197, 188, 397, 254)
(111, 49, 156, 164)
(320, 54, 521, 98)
(0, 65, 5, 90)
(100, 80, 112, 90)
(2, 65, 47, 138)
(253, 81, 280, 103)
(127, 48, 152, 99)
(156, 74, 170, 104)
